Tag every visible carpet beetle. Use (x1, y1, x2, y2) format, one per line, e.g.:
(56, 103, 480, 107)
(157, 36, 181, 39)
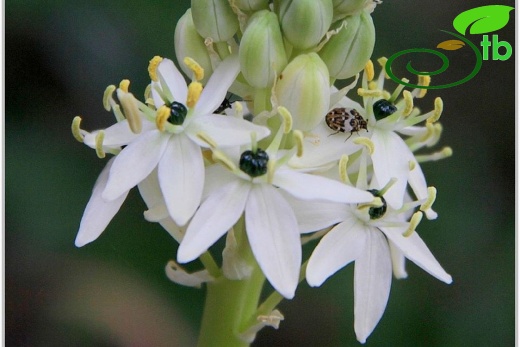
(325, 108, 368, 140)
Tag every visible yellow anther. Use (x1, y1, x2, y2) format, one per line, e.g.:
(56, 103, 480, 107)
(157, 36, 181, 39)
(442, 146, 453, 157)
(144, 84, 152, 100)
(148, 56, 163, 82)
(368, 81, 378, 90)
(118, 92, 142, 134)
(119, 79, 130, 93)
(427, 97, 443, 123)
(339, 154, 351, 185)
(403, 211, 423, 237)
(267, 159, 276, 184)
(187, 81, 203, 108)
(183, 57, 204, 81)
(420, 123, 435, 142)
(197, 132, 218, 149)
(377, 57, 389, 78)
(71, 116, 84, 142)
(277, 106, 293, 134)
(212, 150, 237, 172)
(365, 60, 375, 82)
(156, 105, 171, 132)
(402, 90, 413, 116)
(408, 160, 416, 171)
(420, 186, 437, 213)
(103, 85, 116, 111)
(353, 137, 375, 155)
(417, 75, 431, 98)
(357, 88, 384, 98)
(415, 146, 453, 163)
(95, 131, 106, 158)
(293, 130, 304, 157)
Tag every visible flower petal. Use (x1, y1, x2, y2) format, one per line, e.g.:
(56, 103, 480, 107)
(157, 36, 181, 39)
(354, 228, 392, 344)
(195, 55, 240, 115)
(380, 227, 452, 284)
(75, 158, 128, 247)
(273, 169, 373, 203)
(83, 119, 155, 149)
(165, 260, 213, 288)
(187, 114, 270, 147)
(245, 185, 301, 299)
(103, 130, 169, 200)
(158, 134, 204, 226)
(306, 217, 367, 286)
(388, 240, 408, 279)
(156, 58, 188, 105)
(177, 180, 250, 263)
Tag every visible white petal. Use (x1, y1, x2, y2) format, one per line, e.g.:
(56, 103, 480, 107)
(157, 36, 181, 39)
(187, 114, 270, 147)
(222, 228, 253, 280)
(354, 228, 392, 344)
(158, 134, 204, 226)
(75, 158, 128, 247)
(281, 192, 349, 233)
(157, 58, 188, 104)
(83, 119, 155, 149)
(380, 227, 452, 284)
(165, 260, 213, 288)
(273, 169, 373, 203)
(195, 55, 240, 115)
(103, 130, 169, 200)
(388, 241, 408, 279)
(306, 218, 367, 286)
(245, 185, 301, 299)
(202, 164, 238, 200)
(177, 180, 250, 263)
(371, 129, 411, 209)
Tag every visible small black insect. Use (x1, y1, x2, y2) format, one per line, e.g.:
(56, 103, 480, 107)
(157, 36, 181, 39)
(214, 97, 234, 114)
(325, 107, 368, 140)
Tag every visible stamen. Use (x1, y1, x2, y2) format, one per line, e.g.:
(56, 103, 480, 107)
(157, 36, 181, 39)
(212, 150, 237, 171)
(187, 82, 203, 108)
(197, 132, 218, 149)
(144, 84, 152, 100)
(358, 197, 384, 211)
(148, 56, 163, 82)
(250, 132, 258, 153)
(416, 75, 431, 98)
(377, 57, 390, 79)
(156, 105, 171, 132)
(293, 130, 304, 157)
(95, 131, 106, 158)
(427, 97, 443, 123)
(368, 81, 378, 90)
(118, 92, 142, 134)
(103, 85, 116, 111)
(353, 137, 375, 155)
(358, 88, 384, 98)
(365, 60, 375, 82)
(378, 177, 397, 196)
(420, 186, 437, 213)
(403, 211, 423, 237)
(415, 147, 453, 163)
(119, 79, 130, 93)
(339, 155, 351, 185)
(71, 116, 84, 142)
(409, 160, 416, 171)
(277, 106, 293, 134)
(233, 101, 243, 118)
(388, 78, 409, 103)
(402, 90, 413, 116)
(183, 57, 204, 81)
(420, 123, 435, 142)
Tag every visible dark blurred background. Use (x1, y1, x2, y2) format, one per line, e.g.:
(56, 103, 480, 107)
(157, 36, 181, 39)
(6, 0, 515, 346)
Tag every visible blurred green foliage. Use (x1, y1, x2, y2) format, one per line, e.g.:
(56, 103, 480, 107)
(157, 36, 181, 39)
(6, 0, 514, 346)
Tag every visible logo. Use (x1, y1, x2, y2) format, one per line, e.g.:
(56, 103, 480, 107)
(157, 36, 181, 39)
(385, 5, 514, 89)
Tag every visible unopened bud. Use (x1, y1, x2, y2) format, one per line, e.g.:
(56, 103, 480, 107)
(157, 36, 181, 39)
(332, 0, 373, 20)
(234, 0, 269, 11)
(191, 0, 239, 42)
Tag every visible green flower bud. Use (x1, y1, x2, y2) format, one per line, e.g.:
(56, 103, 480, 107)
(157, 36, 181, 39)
(275, 53, 330, 131)
(318, 11, 375, 79)
(239, 10, 288, 88)
(175, 9, 213, 84)
(332, 0, 370, 20)
(234, 0, 269, 12)
(191, 0, 239, 42)
(278, 0, 333, 50)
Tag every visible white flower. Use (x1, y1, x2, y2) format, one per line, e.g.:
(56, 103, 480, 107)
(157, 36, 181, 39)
(74, 55, 270, 246)
(177, 126, 373, 299)
(291, 175, 452, 343)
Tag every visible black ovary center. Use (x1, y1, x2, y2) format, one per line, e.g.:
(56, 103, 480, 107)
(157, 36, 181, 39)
(373, 99, 397, 121)
(367, 189, 387, 219)
(169, 102, 188, 125)
(239, 149, 269, 177)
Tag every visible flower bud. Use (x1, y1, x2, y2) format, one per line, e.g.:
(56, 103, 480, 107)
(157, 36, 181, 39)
(191, 0, 239, 42)
(175, 9, 213, 84)
(278, 0, 333, 50)
(275, 53, 330, 131)
(234, 0, 269, 12)
(332, 0, 371, 20)
(239, 10, 288, 88)
(318, 11, 375, 80)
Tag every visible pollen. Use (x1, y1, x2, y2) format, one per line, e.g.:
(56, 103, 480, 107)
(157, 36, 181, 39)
(339, 155, 351, 185)
(95, 130, 106, 159)
(103, 85, 116, 111)
(403, 211, 423, 237)
(278, 106, 293, 134)
(364, 60, 375, 82)
(293, 130, 304, 157)
(183, 57, 204, 81)
(402, 90, 413, 116)
(353, 137, 375, 155)
(71, 116, 84, 142)
(417, 75, 431, 98)
(119, 79, 130, 93)
(428, 97, 443, 123)
(420, 187, 437, 214)
(156, 105, 171, 132)
(187, 82, 203, 108)
(148, 56, 163, 82)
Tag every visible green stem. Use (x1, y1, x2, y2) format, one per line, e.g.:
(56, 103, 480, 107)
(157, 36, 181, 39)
(215, 41, 231, 60)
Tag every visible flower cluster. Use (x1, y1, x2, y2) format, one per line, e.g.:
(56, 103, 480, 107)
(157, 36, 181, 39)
(72, 0, 452, 344)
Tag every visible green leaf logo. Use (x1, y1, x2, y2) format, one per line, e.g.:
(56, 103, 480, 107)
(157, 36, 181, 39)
(453, 5, 514, 35)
